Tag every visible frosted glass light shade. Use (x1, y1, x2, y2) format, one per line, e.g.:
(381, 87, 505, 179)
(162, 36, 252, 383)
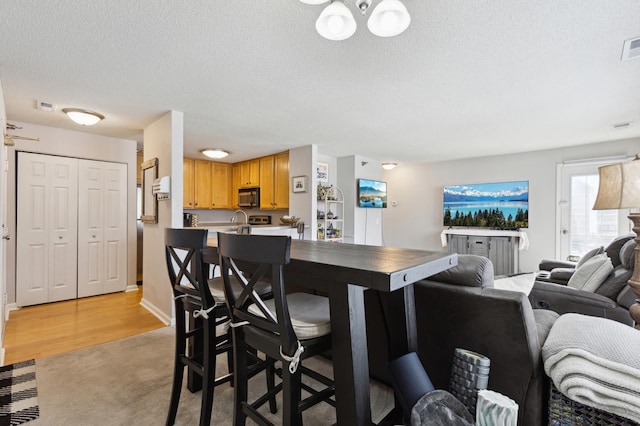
(201, 149, 230, 159)
(593, 156, 640, 210)
(62, 108, 104, 126)
(299, 0, 329, 4)
(367, 0, 411, 38)
(316, 1, 357, 41)
(382, 162, 397, 170)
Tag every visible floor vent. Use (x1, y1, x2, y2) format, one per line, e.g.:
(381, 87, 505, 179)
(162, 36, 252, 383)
(621, 36, 640, 61)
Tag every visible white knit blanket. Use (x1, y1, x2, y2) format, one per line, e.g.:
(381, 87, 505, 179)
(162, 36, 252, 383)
(542, 313, 640, 422)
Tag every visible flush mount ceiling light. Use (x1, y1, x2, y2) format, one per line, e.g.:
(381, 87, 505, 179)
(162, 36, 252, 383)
(201, 149, 230, 159)
(62, 108, 104, 126)
(305, 0, 410, 41)
(382, 162, 397, 170)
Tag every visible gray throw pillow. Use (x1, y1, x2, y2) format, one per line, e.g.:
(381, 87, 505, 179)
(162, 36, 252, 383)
(567, 254, 614, 292)
(576, 246, 605, 268)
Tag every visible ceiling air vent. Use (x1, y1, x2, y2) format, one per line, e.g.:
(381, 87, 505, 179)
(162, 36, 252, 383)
(621, 36, 640, 61)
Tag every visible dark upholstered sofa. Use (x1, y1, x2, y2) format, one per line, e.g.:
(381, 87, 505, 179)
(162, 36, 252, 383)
(366, 255, 558, 426)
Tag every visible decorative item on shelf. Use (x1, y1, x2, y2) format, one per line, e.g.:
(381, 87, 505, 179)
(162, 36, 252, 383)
(317, 185, 328, 200)
(327, 210, 334, 219)
(317, 209, 325, 219)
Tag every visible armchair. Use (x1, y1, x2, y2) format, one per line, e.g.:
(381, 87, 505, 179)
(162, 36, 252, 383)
(536, 234, 634, 285)
(529, 235, 637, 326)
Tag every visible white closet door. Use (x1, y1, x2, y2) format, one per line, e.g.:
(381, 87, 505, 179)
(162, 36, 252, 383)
(17, 153, 78, 306)
(77, 160, 127, 297)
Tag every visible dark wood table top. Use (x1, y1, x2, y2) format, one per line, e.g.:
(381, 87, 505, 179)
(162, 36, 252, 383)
(206, 237, 457, 292)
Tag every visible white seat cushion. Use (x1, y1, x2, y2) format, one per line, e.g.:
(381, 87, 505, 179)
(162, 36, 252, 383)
(208, 275, 272, 305)
(248, 292, 331, 340)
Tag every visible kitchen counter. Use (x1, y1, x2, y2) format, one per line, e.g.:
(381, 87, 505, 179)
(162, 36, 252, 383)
(194, 223, 302, 237)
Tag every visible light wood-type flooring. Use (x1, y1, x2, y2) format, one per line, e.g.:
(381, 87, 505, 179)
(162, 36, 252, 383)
(3, 289, 165, 365)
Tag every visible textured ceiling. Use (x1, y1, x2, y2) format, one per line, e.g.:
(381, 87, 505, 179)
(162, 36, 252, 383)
(1, 1, 639, 164)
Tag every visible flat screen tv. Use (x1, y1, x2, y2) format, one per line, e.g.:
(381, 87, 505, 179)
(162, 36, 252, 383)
(443, 180, 528, 229)
(358, 179, 387, 208)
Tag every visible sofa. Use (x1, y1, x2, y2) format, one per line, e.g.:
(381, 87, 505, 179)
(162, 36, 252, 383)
(529, 234, 636, 326)
(366, 254, 558, 426)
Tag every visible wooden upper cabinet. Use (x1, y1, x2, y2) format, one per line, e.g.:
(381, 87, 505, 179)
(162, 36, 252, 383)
(232, 163, 241, 208)
(184, 158, 231, 209)
(259, 156, 275, 210)
(211, 162, 231, 209)
(238, 159, 260, 187)
(273, 151, 289, 209)
(194, 160, 213, 209)
(183, 158, 195, 208)
(259, 151, 289, 210)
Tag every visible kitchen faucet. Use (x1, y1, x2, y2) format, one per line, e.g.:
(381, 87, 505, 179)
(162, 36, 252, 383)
(230, 209, 248, 225)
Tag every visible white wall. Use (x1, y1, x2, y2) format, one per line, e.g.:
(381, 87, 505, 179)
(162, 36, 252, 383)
(140, 111, 183, 324)
(5, 122, 138, 304)
(382, 137, 640, 272)
(337, 155, 383, 245)
(289, 145, 316, 240)
(0, 77, 6, 347)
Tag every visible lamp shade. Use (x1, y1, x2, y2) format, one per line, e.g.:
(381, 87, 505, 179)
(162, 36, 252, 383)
(592, 155, 640, 210)
(367, 0, 411, 38)
(299, 0, 329, 4)
(316, 1, 357, 41)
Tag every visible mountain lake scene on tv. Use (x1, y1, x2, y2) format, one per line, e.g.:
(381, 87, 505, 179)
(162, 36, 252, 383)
(443, 181, 529, 228)
(359, 180, 387, 208)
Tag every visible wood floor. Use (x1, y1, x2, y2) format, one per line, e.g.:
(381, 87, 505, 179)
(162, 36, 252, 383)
(3, 289, 165, 365)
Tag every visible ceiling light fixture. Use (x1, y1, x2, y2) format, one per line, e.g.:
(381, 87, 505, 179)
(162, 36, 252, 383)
(305, 0, 410, 41)
(382, 162, 397, 170)
(62, 108, 104, 126)
(201, 149, 230, 159)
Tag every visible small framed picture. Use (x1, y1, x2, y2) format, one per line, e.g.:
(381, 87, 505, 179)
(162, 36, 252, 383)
(317, 162, 329, 183)
(292, 175, 307, 193)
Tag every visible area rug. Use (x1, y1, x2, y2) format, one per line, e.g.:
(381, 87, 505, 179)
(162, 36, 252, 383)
(0, 359, 39, 425)
(29, 326, 393, 425)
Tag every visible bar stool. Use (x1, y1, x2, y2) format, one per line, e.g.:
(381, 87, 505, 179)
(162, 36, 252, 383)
(218, 233, 336, 425)
(164, 228, 275, 426)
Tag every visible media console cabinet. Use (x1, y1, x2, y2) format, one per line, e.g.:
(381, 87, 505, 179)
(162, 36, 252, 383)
(441, 229, 529, 276)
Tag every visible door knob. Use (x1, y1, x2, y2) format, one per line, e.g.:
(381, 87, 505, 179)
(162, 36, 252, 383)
(562, 229, 568, 235)
(59, 236, 63, 239)
(2, 235, 10, 240)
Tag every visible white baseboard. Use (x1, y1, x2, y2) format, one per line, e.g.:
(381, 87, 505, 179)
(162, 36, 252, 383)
(140, 297, 173, 326)
(5, 303, 18, 322)
(125, 285, 139, 292)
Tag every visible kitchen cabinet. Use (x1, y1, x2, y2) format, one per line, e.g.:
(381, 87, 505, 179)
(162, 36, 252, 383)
(317, 186, 343, 242)
(184, 158, 231, 209)
(237, 159, 260, 188)
(259, 152, 289, 210)
(210, 162, 231, 209)
(183, 158, 195, 208)
(194, 159, 213, 208)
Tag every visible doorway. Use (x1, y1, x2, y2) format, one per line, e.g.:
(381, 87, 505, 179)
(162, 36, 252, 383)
(557, 158, 632, 260)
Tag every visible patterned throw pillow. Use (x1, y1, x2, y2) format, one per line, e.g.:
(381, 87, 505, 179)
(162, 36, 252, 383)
(567, 254, 614, 292)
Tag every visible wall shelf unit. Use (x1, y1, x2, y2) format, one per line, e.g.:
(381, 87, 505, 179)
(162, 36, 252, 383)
(317, 186, 343, 243)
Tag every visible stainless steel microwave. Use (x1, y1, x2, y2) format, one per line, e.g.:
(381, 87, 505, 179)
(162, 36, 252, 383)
(238, 187, 259, 208)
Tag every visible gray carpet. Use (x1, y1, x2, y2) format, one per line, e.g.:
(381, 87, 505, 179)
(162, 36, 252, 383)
(30, 326, 394, 425)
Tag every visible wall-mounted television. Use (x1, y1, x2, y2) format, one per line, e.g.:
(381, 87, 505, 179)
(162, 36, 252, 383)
(358, 179, 387, 208)
(443, 180, 528, 229)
